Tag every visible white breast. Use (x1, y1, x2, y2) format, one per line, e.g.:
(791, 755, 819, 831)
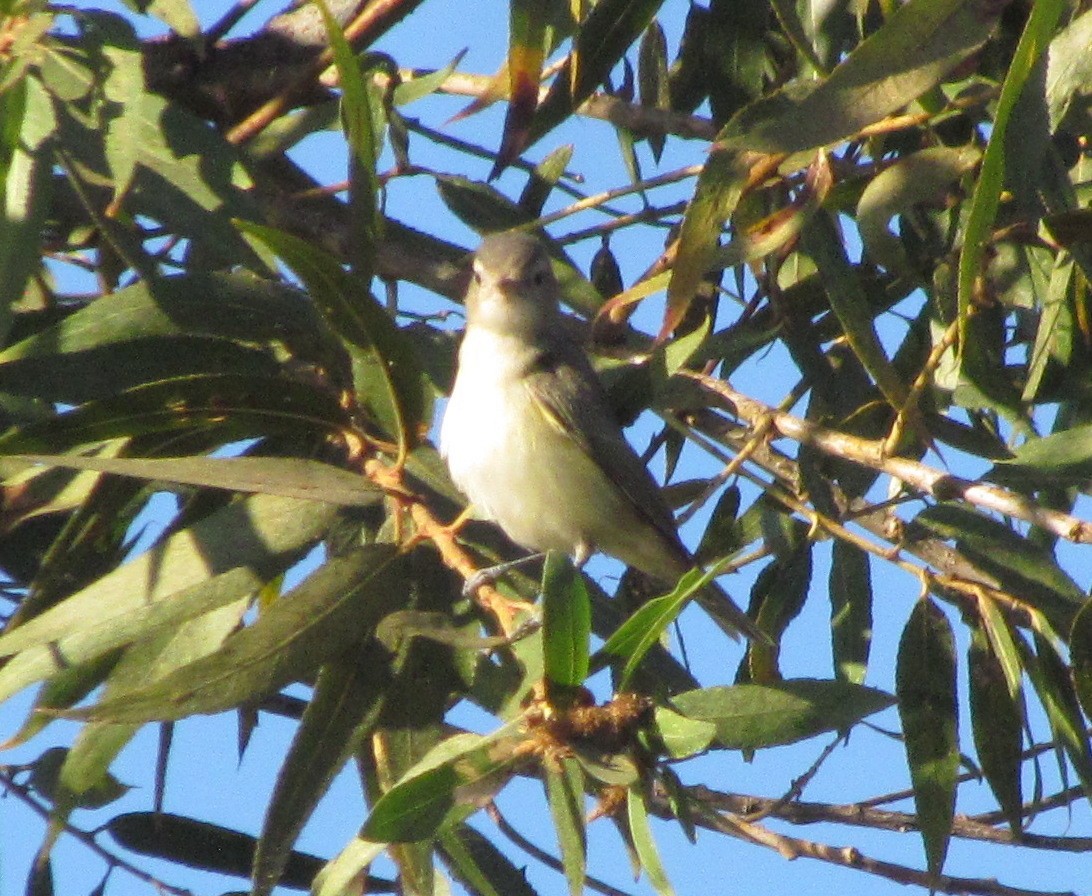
(440, 327, 583, 555)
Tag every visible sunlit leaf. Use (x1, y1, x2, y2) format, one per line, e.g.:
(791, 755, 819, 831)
(546, 756, 586, 896)
(542, 552, 591, 696)
(671, 679, 893, 750)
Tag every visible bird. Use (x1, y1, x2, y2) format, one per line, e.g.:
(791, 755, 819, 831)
(440, 231, 764, 642)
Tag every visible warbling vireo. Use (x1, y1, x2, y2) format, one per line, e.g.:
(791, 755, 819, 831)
(440, 231, 762, 642)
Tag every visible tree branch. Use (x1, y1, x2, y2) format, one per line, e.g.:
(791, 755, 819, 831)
(682, 372, 1092, 546)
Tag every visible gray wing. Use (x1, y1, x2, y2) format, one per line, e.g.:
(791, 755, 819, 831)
(523, 336, 769, 644)
(520, 336, 687, 559)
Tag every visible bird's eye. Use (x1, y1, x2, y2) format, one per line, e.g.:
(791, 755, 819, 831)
(531, 268, 547, 286)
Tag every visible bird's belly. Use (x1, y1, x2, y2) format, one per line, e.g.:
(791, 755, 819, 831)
(443, 381, 588, 554)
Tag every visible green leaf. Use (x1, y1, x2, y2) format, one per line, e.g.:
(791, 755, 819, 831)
(0, 494, 333, 702)
(801, 207, 913, 417)
(1045, 7, 1092, 132)
(27, 747, 128, 810)
(315, 0, 383, 284)
(857, 147, 980, 277)
(914, 504, 1086, 627)
(719, 0, 1006, 155)
(1071, 598, 1092, 721)
(637, 20, 669, 162)
(545, 756, 586, 896)
(829, 540, 873, 684)
(0, 272, 346, 369)
(627, 786, 674, 896)
(435, 175, 532, 233)
(671, 679, 894, 750)
(366, 762, 460, 844)
(237, 221, 429, 458)
(107, 812, 325, 888)
(393, 50, 468, 107)
(896, 599, 958, 877)
(530, 0, 662, 147)
(1021, 631, 1092, 800)
(992, 423, 1092, 484)
(362, 723, 524, 843)
(664, 148, 751, 343)
(0, 373, 352, 455)
(542, 552, 591, 695)
(9, 454, 382, 507)
(312, 837, 388, 896)
(968, 624, 1024, 834)
(0, 76, 54, 343)
(519, 143, 574, 217)
(598, 567, 708, 688)
(50, 593, 249, 825)
(491, 0, 550, 177)
(252, 647, 393, 896)
(79, 546, 406, 722)
(650, 706, 716, 759)
(957, 0, 1067, 392)
(438, 825, 541, 896)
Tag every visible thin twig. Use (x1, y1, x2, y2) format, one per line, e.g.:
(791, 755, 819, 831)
(682, 372, 1092, 545)
(488, 803, 636, 896)
(0, 768, 193, 896)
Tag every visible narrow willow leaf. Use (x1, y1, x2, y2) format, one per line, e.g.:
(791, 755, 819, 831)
(968, 625, 1024, 834)
(312, 837, 388, 896)
(52, 595, 248, 827)
(637, 20, 669, 162)
(394, 50, 468, 107)
(1071, 598, 1092, 721)
(438, 825, 540, 896)
(0, 494, 333, 702)
(362, 723, 525, 843)
(491, 0, 549, 177)
(671, 679, 893, 750)
(856, 146, 980, 278)
(237, 221, 429, 457)
(363, 763, 459, 844)
(315, 0, 383, 284)
(0, 76, 54, 339)
(107, 812, 324, 889)
(529, 0, 662, 146)
(598, 567, 709, 688)
(627, 786, 674, 896)
(435, 174, 531, 233)
(664, 148, 751, 344)
(10, 454, 381, 507)
(542, 552, 591, 695)
(896, 599, 958, 877)
(79, 546, 406, 722)
(914, 504, 1086, 627)
(0, 373, 352, 456)
(719, 0, 1005, 155)
(801, 207, 913, 417)
(1045, 7, 1092, 131)
(519, 143, 574, 217)
(829, 540, 873, 684)
(252, 648, 392, 896)
(991, 422, 1092, 484)
(957, 0, 1066, 391)
(545, 757, 586, 896)
(1023, 632, 1092, 799)
(650, 706, 716, 759)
